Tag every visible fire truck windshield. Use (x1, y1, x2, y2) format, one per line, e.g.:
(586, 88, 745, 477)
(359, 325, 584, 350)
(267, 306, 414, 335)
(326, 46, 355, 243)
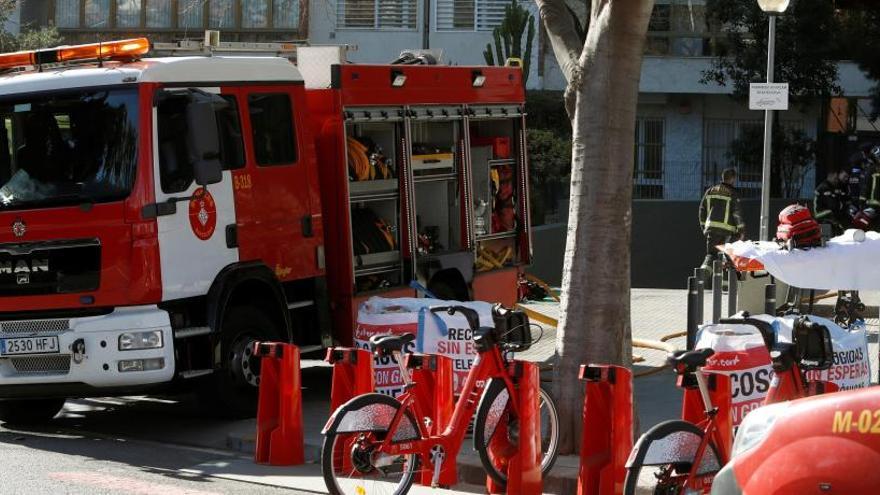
(0, 88, 139, 211)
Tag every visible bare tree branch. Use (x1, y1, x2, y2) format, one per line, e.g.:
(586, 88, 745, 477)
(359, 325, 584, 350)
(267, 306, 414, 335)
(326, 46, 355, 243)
(535, 0, 583, 90)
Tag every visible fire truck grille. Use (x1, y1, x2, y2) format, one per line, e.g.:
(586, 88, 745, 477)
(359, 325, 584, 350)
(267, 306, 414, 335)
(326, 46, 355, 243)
(0, 319, 70, 334)
(9, 355, 71, 375)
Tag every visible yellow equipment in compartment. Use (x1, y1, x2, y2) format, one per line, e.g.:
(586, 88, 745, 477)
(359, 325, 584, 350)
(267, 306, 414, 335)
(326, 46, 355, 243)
(347, 137, 393, 181)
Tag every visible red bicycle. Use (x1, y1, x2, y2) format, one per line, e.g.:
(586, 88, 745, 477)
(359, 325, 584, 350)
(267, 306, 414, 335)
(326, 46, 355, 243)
(321, 305, 560, 495)
(624, 314, 836, 494)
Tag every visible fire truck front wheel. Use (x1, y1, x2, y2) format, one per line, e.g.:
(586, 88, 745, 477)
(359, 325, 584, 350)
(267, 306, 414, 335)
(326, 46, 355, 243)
(203, 306, 280, 418)
(0, 398, 65, 425)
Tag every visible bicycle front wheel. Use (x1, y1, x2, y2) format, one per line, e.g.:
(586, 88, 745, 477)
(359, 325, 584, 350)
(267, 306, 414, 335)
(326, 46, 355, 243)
(322, 393, 420, 495)
(473, 379, 560, 486)
(624, 420, 722, 495)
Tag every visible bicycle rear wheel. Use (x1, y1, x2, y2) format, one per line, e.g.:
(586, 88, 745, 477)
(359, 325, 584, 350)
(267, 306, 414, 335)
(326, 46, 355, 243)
(624, 420, 722, 495)
(473, 379, 560, 486)
(322, 393, 420, 495)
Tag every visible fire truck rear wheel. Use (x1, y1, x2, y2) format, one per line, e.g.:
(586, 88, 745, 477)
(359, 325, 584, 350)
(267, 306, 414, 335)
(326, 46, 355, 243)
(0, 398, 65, 425)
(204, 306, 280, 418)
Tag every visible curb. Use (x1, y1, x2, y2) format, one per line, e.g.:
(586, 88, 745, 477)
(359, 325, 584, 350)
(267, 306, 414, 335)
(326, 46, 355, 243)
(226, 433, 322, 465)
(226, 432, 579, 494)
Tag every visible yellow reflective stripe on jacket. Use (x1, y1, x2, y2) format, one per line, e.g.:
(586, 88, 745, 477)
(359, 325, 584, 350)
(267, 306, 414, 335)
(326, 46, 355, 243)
(704, 194, 736, 232)
(705, 221, 738, 233)
(870, 174, 880, 205)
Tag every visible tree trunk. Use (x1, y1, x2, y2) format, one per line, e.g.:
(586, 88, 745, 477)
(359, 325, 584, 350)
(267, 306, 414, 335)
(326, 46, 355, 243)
(536, 0, 654, 454)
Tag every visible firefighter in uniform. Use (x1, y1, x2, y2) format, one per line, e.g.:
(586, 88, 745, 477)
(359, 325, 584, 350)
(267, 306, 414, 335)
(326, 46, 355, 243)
(858, 145, 880, 225)
(699, 168, 745, 274)
(813, 168, 849, 235)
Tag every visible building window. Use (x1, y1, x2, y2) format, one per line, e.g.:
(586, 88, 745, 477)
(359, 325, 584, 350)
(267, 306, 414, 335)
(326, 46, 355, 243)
(145, 0, 173, 28)
(338, 0, 417, 30)
(242, 0, 270, 28)
(273, 0, 300, 28)
(210, 0, 236, 28)
(249, 93, 297, 166)
(178, 0, 204, 28)
(55, 0, 81, 28)
(117, 0, 142, 28)
(84, 0, 111, 28)
(633, 117, 665, 199)
(436, 0, 511, 31)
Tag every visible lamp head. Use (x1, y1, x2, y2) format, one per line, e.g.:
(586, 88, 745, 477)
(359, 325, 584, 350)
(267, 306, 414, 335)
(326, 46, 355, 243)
(757, 0, 790, 13)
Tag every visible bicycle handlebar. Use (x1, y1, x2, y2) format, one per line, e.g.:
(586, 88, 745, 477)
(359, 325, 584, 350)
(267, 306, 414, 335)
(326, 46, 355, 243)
(429, 305, 481, 332)
(719, 316, 776, 351)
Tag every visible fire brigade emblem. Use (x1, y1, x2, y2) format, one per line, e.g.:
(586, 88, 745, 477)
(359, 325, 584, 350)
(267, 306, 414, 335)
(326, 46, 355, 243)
(188, 188, 217, 241)
(11, 218, 25, 238)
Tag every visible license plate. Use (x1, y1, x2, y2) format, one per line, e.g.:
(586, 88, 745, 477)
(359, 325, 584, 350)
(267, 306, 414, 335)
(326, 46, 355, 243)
(0, 336, 60, 355)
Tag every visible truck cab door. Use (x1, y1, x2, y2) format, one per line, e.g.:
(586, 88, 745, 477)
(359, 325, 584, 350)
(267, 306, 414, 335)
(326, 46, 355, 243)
(151, 88, 242, 300)
(227, 86, 319, 281)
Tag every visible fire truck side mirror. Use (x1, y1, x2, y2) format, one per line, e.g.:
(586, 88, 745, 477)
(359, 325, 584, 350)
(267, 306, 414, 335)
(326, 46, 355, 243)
(186, 98, 223, 186)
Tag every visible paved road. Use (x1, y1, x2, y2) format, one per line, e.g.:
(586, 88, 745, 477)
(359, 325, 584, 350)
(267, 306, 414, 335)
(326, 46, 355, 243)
(0, 425, 308, 495)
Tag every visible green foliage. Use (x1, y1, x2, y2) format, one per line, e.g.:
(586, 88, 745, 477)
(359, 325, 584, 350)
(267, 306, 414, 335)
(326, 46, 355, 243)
(527, 128, 571, 225)
(482, 0, 535, 85)
(0, 1, 63, 52)
(701, 0, 841, 105)
(727, 124, 816, 198)
(525, 90, 570, 136)
(16, 26, 62, 51)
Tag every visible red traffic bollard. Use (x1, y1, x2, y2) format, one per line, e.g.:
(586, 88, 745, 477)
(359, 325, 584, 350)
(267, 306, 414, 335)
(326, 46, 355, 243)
(325, 347, 375, 413)
(405, 353, 455, 487)
(680, 371, 733, 457)
(486, 360, 542, 495)
(577, 364, 634, 495)
(254, 341, 304, 466)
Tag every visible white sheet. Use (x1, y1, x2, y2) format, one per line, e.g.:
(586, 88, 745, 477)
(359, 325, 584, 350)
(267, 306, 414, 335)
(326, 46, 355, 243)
(724, 230, 880, 290)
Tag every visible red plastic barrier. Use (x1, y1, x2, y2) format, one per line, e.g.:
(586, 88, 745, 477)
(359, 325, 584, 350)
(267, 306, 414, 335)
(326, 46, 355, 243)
(253, 342, 304, 466)
(577, 364, 634, 495)
(680, 371, 733, 457)
(325, 347, 374, 413)
(405, 353, 455, 487)
(487, 360, 542, 495)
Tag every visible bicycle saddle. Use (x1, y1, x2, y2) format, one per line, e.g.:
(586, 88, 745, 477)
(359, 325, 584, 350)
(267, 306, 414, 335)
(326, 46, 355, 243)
(668, 348, 714, 373)
(369, 333, 415, 356)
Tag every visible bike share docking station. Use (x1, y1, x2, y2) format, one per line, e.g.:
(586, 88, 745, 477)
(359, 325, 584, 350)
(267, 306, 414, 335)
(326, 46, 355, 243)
(404, 352, 456, 487)
(253, 341, 305, 466)
(577, 364, 633, 495)
(326, 347, 375, 412)
(486, 360, 543, 495)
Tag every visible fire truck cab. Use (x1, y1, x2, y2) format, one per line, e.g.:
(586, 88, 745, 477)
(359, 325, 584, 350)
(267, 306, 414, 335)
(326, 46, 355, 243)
(0, 38, 532, 422)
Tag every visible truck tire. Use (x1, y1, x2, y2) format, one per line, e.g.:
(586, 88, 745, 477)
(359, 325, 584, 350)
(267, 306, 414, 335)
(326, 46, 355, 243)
(0, 398, 65, 425)
(201, 306, 280, 418)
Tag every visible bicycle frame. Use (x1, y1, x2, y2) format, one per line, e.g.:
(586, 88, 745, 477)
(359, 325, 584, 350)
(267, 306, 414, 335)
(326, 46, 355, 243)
(679, 371, 731, 492)
(375, 344, 519, 483)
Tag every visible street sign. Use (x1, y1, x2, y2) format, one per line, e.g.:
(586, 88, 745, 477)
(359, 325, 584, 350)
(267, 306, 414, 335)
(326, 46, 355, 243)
(749, 83, 789, 110)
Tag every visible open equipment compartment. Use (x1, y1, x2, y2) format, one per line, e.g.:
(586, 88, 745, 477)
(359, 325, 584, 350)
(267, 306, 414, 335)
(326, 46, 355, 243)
(407, 105, 474, 298)
(344, 106, 408, 294)
(468, 104, 525, 272)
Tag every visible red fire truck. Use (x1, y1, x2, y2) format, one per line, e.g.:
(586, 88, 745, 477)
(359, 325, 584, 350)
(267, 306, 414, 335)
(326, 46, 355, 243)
(0, 38, 532, 422)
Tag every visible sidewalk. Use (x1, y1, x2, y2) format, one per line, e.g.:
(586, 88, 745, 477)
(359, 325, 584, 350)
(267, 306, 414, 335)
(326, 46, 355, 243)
(213, 288, 879, 494)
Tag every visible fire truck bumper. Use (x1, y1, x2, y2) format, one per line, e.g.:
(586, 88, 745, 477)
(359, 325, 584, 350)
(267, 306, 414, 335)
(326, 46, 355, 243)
(0, 305, 174, 395)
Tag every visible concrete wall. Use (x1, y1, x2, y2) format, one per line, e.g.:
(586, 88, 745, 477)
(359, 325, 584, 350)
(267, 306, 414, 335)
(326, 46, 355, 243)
(529, 198, 799, 289)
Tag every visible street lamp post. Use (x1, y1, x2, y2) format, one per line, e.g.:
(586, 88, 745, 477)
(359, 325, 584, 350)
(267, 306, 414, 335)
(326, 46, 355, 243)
(757, 0, 790, 241)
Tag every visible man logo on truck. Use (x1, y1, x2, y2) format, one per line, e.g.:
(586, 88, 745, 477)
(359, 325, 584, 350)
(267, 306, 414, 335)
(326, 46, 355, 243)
(0, 259, 49, 274)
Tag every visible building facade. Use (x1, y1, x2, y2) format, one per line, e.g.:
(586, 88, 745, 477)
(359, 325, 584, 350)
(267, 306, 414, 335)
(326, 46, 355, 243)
(15, 0, 877, 208)
(20, 0, 306, 43)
